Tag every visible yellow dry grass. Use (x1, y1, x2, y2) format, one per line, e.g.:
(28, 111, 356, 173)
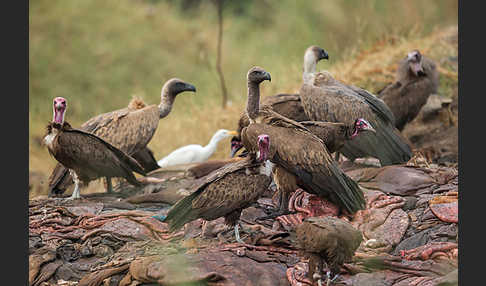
(29, 25, 458, 199)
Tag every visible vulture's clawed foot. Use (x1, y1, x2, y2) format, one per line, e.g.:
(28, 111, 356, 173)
(324, 271, 340, 286)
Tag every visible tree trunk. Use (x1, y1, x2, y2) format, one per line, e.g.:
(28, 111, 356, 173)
(215, 0, 228, 109)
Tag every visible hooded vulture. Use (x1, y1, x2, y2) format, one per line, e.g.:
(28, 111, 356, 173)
(299, 47, 413, 166)
(240, 66, 365, 216)
(296, 216, 363, 286)
(47, 79, 196, 196)
(378, 50, 439, 131)
(44, 97, 146, 199)
(299, 118, 376, 154)
(163, 134, 273, 243)
(158, 129, 238, 168)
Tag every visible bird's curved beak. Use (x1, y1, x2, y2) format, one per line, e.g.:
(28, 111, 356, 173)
(364, 124, 376, 133)
(320, 49, 329, 61)
(185, 83, 197, 93)
(264, 72, 271, 82)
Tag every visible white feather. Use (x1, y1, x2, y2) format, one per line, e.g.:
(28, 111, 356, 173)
(157, 129, 233, 168)
(43, 129, 58, 148)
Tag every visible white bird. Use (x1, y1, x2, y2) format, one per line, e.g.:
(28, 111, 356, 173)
(157, 129, 238, 168)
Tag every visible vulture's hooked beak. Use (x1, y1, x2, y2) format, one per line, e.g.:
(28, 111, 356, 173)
(264, 72, 271, 82)
(320, 49, 329, 61)
(410, 62, 425, 77)
(185, 83, 197, 93)
(230, 137, 244, 158)
(364, 124, 376, 134)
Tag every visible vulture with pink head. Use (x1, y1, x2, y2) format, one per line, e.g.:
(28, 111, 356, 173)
(47, 78, 196, 196)
(164, 134, 273, 243)
(44, 97, 146, 199)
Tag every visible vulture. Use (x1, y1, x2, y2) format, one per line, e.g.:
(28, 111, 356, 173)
(299, 46, 413, 166)
(230, 46, 329, 157)
(44, 97, 146, 199)
(299, 118, 376, 154)
(378, 50, 440, 131)
(163, 134, 273, 243)
(47, 79, 196, 196)
(157, 129, 238, 168)
(240, 66, 365, 216)
(296, 216, 363, 286)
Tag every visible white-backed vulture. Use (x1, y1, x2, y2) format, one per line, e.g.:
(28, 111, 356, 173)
(47, 79, 196, 196)
(378, 50, 440, 131)
(163, 134, 273, 243)
(44, 97, 146, 199)
(240, 66, 365, 216)
(157, 129, 238, 168)
(299, 47, 413, 166)
(230, 46, 329, 157)
(296, 216, 363, 285)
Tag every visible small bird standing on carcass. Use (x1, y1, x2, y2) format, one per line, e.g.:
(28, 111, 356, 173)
(44, 97, 146, 199)
(47, 78, 196, 196)
(296, 216, 363, 286)
(158, 129, 238, 168)
(163, 134, 273, 243)
(378, 50, 440, 131)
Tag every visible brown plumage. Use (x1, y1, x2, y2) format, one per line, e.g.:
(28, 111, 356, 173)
(47, 79, 195, 196)
(378, 50, 439, 131)
(233, 93, 309, 151)
(44, 97, 146, 199)
(241, 67, 365, 215)
(164, 135, 272, 242)
(299, 48, 412, 166)
(296, 216, 363, 284)
(300, 118, 376, 154)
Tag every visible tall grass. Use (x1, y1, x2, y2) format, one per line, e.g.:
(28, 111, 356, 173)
(29, 0, 458, 195)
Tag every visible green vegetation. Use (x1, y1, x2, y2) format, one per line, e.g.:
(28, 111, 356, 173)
(29, 0, 457, 195)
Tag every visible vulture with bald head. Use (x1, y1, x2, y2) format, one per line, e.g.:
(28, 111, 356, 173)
(299, 46, 413, 166)
(44, 97, 147, 199)
(163, 134, 273, 243)
(47, 78, 196, 196)
(240, 66, 365, 216)
(378, 50, 439, 131)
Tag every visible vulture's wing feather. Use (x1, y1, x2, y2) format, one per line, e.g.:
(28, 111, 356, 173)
(242, 123, 365, 214)
(300, 121, 347, 153)
(300, 84, 412, 165)
(57, 128, 146, 179)
(164, 158, 270, 232)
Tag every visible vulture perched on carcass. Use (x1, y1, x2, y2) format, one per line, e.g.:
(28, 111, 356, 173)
(378, 50, 440, 131)
(240, 66, 365, 216)
(296, 216, 363, 286)
(158, 129, 237, 168)
(44, 97, 146, 199)
(299, 118, 376, 154)
(163, 134, 273, 243)
(47, 79, 196, 196)
(299, 46, 413, 166)
(230, 46, 329, 156)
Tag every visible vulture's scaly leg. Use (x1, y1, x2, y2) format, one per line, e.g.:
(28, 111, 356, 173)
(234, 223, 245, 244)
(334, 152, 340, 162)
(106, 177, 113, 193)
(68, 170, 81, 199)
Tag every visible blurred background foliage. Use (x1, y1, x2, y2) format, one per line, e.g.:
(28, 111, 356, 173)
(29, 0, 457, 194)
